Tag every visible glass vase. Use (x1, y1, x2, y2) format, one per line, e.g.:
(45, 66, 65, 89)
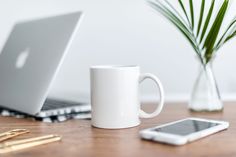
(189, 62, 223, 112)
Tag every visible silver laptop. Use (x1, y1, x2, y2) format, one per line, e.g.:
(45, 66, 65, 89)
(0, 12, 90, 118)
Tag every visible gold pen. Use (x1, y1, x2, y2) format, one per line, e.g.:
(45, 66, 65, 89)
(0, 129, 30, 142)
(0, 134, 62, 153)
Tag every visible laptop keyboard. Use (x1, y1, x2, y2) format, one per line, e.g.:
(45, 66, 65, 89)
(0, 98, 91, 122)
(36, 98, 91, 118)
(0, 98, 91, 119)
(42, 98, 85, 111)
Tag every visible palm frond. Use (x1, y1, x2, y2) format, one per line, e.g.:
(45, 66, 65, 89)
(199, 0, 215, 44)
(178, 0, 191, 28)
(203, 0, 229, 63)
(189, 0, 194, 29)
(148, 0, 191, 37)
(224, 28, 236, 43)
(163, 0, 189, 27)
(215, 16, 236, 50)
(148, 0, 235, 65)
(147, 0, 203, 62)
(197, 0, 205, 37)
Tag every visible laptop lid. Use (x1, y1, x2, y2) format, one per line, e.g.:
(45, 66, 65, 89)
(0, 12, 83, 114)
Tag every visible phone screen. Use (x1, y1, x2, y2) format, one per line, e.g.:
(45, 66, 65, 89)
(153, 119, 220, 136)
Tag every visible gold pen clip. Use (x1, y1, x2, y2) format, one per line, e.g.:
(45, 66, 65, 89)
(0, 134, 62, 153)
(0, 129, 30, 142)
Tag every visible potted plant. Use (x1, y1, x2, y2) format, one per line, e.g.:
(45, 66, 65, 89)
(147, 0, 236, 111)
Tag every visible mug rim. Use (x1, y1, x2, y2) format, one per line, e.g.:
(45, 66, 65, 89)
(90, 65, 139, 69)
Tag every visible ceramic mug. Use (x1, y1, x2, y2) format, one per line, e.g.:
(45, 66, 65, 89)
(90, 65, 164, 129)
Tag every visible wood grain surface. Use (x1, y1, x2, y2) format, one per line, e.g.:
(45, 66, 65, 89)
(0, 102, 235, 157)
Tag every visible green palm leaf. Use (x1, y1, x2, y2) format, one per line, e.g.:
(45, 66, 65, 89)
(148, 1, 195, 44)
(163, 0, 189, 27)
(148, 0, 236, 65)
(215, 17, 236, 50)
(203, 0, 229, 63)
(224, 28, 236, 43)
(178, 0, 191, 26)
(189, 0, 194, 29)
(147, 0, 203, 62)
(178, 0, 191, 28)
(199, 0, 215, 44)
(197, 0, 205, 37)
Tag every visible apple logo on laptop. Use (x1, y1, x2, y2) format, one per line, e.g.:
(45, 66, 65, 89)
(16, 47, 30, 69)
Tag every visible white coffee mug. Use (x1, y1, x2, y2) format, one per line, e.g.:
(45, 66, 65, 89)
(90, 65, 164, 129)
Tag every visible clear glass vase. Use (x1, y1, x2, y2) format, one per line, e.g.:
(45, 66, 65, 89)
(189, 62, 223, 112)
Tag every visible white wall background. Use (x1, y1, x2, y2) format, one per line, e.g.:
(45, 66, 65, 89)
(0, 0, 236, 102)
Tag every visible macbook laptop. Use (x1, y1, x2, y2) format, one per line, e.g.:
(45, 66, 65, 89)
(0, 11, 91, 118)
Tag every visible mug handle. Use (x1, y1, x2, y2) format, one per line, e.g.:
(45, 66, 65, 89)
(139, 73, 164, 118)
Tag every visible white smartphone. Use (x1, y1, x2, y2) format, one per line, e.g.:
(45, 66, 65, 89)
(140, 117, 229, 146)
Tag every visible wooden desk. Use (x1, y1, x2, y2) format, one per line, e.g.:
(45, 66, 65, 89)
(0, 102, 235, 157)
